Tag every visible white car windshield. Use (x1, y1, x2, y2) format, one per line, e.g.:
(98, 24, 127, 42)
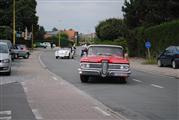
(0, 44, 8, 53)
(88, 46, 123, 57)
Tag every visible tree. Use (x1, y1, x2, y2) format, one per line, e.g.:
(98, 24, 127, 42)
(36, 26, 46, 40)
(60, 33, 69, 47)
(52, 27, 58, 32)
(95, 18, 126, 40)
(122, 0, 179, 28)
(0, 0, 39, 40)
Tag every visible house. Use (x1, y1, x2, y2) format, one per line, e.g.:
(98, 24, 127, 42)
(64, 29, 78, 42)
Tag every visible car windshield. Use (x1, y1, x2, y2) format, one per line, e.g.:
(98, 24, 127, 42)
(176, 46, 179, 52)
(88, 46, 123, 57)
(0, 44, 8, 53)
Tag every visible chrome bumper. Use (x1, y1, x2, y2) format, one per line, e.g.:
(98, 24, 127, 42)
(78, 68, 131, 77)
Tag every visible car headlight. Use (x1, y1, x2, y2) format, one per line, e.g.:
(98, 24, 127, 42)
(80, 63, 90, 69)
(121, 64, 129, 70)
(2, 59, 10, 63)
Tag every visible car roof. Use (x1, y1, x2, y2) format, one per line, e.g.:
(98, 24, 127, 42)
(0, 42, 8, 45)
(88, 44, 123, 49)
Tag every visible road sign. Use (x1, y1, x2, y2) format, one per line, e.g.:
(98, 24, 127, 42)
(145, 41, 151, 48)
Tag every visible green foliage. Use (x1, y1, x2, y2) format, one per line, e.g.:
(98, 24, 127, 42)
(0, 0, 39, 40)
(144, 20, 179, 56)
(133, 20, 179, 57)
(122, 0, 179, 28)
(0, 26, 12, 40)
(60, 33, 70, 47)
(95, 18, 126, 40)
(94, 38, 128, 50)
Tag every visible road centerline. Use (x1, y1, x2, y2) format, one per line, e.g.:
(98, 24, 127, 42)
(151, 84, 164, 89)
(132, 79, 143, 83)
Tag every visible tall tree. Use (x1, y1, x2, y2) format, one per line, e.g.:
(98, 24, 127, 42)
(95, 18, 126, 40)
(122, 0, 179, 28)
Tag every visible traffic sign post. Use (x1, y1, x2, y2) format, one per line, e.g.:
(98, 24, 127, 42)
(145, 41, 151, 60)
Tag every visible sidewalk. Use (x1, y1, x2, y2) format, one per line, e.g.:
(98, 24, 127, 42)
(130, 58, 179, 79)
(20, 50, 126, 120)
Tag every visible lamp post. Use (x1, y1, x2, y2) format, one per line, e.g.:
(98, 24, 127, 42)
(13, 0, 16, 45)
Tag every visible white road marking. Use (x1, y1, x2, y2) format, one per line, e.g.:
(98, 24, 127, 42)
(151, 84, 164, 89)
(32, 109, 43, 120)
(132, 79, 142, 83)
(0, 111, 11, 115)
(0, 116, 12, 120)
(94, 107, 111, 116)
(0, 110, 12, 120)
(52, 76, 58, 81)
(38, 55, 46, 68)
(24, 87, 28, 93)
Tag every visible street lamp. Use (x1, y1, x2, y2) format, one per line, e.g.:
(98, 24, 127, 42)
(13, 0, 16, 45)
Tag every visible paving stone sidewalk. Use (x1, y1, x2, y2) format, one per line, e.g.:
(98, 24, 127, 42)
(20, 50, 126, 120)
(130, 58, 179, 79)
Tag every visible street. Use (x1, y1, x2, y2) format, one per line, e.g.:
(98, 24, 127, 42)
(40, 48, 178, 120)
(0, 48, 178, 120)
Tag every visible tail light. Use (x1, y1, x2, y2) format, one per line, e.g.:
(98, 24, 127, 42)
(176, 54, 179, 58)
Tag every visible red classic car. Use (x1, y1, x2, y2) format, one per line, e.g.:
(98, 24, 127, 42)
(78, 45, 131, 83)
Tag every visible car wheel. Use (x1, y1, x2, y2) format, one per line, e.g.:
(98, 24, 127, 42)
(56, 56, 59, 59)
(119, 77, 127, 84)
(157, 59, 163, 67)
(24, 53, 29, 59)
(6, 69, 11, 76)
(172, 60, 177, 69)
(80, 75, 89, 83)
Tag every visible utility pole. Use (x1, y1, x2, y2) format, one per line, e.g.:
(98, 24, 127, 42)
(13, 0, 16, 45)
(32, 24, 34, 49)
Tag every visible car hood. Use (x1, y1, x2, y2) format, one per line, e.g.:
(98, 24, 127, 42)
(80, 55, 129, 64)
(0, 53, 10, 60)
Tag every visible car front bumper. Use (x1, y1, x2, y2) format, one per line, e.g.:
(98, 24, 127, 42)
(0, 63, 11, 73)
(78, 68, 131, 77)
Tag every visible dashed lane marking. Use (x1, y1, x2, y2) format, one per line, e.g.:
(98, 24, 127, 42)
(32, 109, 43, 120)
(94, 107, 111, 116)
(0, 110, 12, 120)
(151, 84, 164, 89)
(52, 76, 58, 81)
(132, 79, 143, 83)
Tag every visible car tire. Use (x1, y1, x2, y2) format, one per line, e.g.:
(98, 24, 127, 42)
(80, 75, 89, 83)
(24, 53, 29, 59)
(157, 59, 163, 67)
(172, 60, 177, 69)
(119, 77, 127, 84)
(6, 69, 11, 76)
(56, 56, 59, 59)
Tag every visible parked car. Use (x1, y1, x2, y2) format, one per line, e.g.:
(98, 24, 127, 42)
(55, 47, 75, 59)
(78, 45, 131, 83)
(0, 42, 12, 75)
(13, 44, 30, 59)
(0, 39, 16, 61)
(157, 46, 179, 69)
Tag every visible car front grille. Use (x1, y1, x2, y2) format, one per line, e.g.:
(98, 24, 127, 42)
(89, 63, 101, 68)
(108, 64, 122, 69)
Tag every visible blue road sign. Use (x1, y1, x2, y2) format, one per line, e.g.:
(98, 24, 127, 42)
(145, 41, 151, 49)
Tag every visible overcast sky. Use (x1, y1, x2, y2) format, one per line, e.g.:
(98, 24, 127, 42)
(36, 0, 124, 33)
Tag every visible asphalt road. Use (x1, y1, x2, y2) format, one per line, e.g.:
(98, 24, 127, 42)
(41, 48, 179, 120)
(0, 59, 36, 120)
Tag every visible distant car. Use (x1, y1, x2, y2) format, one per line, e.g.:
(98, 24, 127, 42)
(13, 44, 30, 59)
(0, 42, 12, 75)
(78, 45, 131, 83)
(157, 46, 179, 69)
(55, 47, 74, 59)
(0, 39, 16, 61)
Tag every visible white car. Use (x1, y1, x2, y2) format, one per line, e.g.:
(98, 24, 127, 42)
(55, 47, 75, 59)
